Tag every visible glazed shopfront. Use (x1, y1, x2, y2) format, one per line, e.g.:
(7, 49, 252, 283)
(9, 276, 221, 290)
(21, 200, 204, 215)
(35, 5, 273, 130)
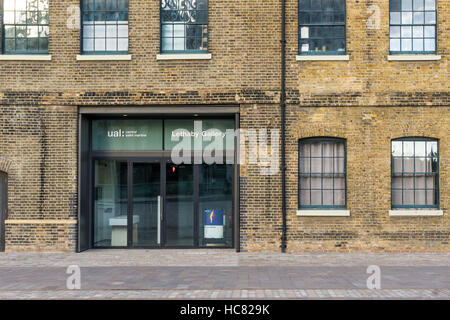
(78, 108, 239, 251)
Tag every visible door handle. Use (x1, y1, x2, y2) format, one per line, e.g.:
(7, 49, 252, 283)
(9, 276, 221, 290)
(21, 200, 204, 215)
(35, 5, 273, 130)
(157, 195, 161, 245)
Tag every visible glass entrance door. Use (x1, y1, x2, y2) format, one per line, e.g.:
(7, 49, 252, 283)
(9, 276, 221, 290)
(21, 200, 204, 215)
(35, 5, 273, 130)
(165, 162, 195, 247)
(93, 159, 232, 248)
(132, 161, 161, 247)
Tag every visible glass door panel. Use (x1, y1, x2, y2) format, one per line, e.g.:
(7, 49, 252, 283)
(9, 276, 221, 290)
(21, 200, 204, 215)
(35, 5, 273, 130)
(165, 162, 194, 246)
(94, 159, 128, 247)
(198, 163, 233, 247)
(132, 162, 161, 247)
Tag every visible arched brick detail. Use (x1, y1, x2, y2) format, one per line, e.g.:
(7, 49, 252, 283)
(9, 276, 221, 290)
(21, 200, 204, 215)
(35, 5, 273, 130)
(0, 158, 12, 174)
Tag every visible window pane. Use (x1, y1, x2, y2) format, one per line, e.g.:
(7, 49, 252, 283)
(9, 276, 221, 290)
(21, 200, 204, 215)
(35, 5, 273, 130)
(391, 0, 401, 11)
(401, 39, 412, 51)
(392, 141, 403, 156)
(390, 39, 401, 51)
(300, 189, 310, 205)
(106, 25, 117, 38)
(16, 0, 27, 11)
(117, 25, 128, 37)
(311, 176, 321, 189)
(391, 26, 401, 38)
(415, 176, 425, 188)
(392, 190, 402, 205)
(334, 190, 345, 205)
(403, 190, 414, 205)
(415, 190, 426, 205)
(323, 191, 333, 205)
(4, 0, 15, 10)
(334, 176, 345, 189)
(323, 157, 333, 173)
(401, 26, 412, 37)
(311, 158, 322, 173)
(413, 26, 423, 37)
(5, 39, 15, 51)
(403, 157, 414, 172)
(311, 190, 322, 205)
(403, 176, 414, 189)
(106, 38, 117, 51)
(402, 0, 413, 10)
(4, 26, 15, 38)
(403, 141, 414, 156)
(413, 39, 424, 51)
(117, 38, 128, 51)
(299, 0, 311, 10)
(426, 141, 438, 156)
(424, 26, 435, 37)
(424, 0, 435, 10)
(413, 0, 424, 10)
(392, 157, 403, 172)
(402, 12, 413, 24)
(424, 38, 435, 51)
(426, 190, 436, 205)
(390, 12, 401, 24)
(424, 11, 436, 24)
(95, 38, 106, 51)
(4, 11, 15, 24)
(299, 157, 310, 173)
(83, 38, 94, 51)
(392, 176, 402, 188)
(39, 37, 49, 50)
(300, 176, 310, 189)
(413, 12, 424, 25)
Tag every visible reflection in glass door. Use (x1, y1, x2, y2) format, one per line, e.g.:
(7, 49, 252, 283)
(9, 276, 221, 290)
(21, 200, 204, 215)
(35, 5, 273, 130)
(94, 160, 128, 247)
(199, 163, 233, 247)
(132, 162, 161, 247)
(165, 163, 194, 247)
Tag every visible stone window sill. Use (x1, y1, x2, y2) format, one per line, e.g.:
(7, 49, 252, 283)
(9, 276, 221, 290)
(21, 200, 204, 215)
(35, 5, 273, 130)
(156, 53, 212, 60)
(76, 54, 132, 61)
(296, 55, 349, 61)
(387, 55, 441, 61)
(389, 210, 443, 216)
(297, 210, 350, 217)
(0, 54, 52, 61)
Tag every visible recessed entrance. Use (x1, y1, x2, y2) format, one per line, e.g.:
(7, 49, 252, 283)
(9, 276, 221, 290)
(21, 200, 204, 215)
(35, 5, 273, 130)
(93, 158, 234, 248)
(82, 115, 237, 250)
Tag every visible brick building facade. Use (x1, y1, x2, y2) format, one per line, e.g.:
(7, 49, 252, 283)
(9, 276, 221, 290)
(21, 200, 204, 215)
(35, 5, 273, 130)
(0, 0, 448, 252)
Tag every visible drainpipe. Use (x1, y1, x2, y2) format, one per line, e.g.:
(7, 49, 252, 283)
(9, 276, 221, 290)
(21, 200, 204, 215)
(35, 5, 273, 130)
(280, 0, 287, 253)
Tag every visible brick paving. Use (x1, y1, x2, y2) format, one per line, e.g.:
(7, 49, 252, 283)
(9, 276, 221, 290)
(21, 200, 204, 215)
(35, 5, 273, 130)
(0, 250, 449, 299)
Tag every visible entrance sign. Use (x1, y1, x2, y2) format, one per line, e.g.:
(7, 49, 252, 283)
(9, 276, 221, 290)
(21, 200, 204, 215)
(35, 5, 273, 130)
(92, 119, 163, 151)
(91, 119, 235, 152)
(164, 119, 235, 151)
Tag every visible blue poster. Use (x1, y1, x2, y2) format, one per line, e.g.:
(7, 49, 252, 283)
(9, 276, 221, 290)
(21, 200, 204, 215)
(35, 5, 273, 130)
(204, 209, 224, 226)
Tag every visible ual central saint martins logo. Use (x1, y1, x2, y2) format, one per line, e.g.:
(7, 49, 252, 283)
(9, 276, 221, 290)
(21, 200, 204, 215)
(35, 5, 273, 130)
(107, 129, 148, 138)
